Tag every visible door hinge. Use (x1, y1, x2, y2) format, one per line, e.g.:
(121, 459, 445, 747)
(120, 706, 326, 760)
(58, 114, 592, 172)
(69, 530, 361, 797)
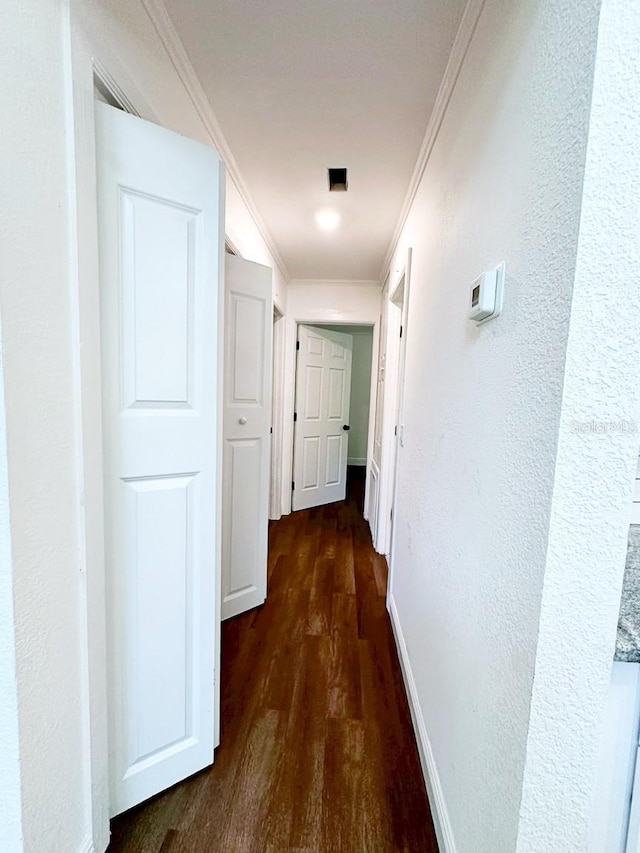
(394, 425, 398, 436)
(292, 481, 295, 491)
(400, 325, 403, 338)
(293, 412, 298, 422)
(270, 427, 273, 434)
(296, 340, 300, 351)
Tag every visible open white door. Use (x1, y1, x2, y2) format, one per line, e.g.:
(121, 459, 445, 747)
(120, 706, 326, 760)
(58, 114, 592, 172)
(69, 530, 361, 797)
(95, 103, 224, 816)
(222, 255, 272, 620)
(292, 325, 353, 511)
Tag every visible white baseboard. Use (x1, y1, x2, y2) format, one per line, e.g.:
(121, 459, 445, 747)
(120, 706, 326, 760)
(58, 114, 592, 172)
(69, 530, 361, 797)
(387, 592, 458, 853)
(348, 457, 367, 466)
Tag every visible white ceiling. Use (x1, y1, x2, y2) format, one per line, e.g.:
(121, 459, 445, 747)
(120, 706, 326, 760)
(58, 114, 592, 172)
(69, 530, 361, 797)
(163, 0, 467, 280)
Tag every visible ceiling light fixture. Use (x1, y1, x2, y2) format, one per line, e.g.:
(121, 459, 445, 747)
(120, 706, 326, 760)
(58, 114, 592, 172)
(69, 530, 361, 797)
(315, 209, 341, 231)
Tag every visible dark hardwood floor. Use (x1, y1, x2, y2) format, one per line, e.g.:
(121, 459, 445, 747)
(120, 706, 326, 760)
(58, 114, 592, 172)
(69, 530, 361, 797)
(109, 469, 438, 852)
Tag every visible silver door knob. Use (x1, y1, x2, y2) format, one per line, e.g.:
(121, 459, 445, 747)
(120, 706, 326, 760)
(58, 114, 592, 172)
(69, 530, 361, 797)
(238, 416, 247, 425)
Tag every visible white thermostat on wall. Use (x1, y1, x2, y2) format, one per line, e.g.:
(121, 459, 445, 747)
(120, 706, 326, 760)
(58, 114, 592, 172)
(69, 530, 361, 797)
(469, 263, 505, 324)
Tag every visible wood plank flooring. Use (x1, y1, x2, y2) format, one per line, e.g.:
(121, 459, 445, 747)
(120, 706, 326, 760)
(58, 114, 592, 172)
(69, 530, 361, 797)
(109, 470, 438, 852)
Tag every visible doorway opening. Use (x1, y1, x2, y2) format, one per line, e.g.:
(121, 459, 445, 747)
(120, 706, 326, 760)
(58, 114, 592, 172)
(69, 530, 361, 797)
(369, 249, 412, 567)
(291, 323, 374, 516)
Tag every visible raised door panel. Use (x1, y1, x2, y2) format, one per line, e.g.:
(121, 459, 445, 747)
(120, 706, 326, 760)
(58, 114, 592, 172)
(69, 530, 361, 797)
(307, 334, 325, 357)
(121, 475, 194, 768)
(121, 191, 197, 410)
(302, 437, 321, 490)
(228, 293, 266, 406)
(304, 366, 323, 421)
(328, 368, 346, 420)
(325, 435, 343, 486)
(222, 439, 261, 603)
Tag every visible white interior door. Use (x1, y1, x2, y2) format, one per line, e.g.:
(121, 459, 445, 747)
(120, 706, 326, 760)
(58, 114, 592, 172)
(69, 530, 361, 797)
(293, 325, 353, 511)
(222, 255, 272, 620)
(95, 102, 224, 816)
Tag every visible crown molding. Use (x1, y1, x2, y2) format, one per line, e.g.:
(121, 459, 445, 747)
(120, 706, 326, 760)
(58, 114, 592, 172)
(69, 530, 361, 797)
(289, 278, 381, 289)
(379, 0, 486, 280)
(141, 0, 290, 283)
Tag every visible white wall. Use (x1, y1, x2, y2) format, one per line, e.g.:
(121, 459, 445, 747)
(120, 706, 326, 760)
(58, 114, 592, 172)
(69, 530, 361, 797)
(347, 332, 373, 465)
(225, 181, 287, 310)
(0, 3, 92, 851)
(383, 0, 640, 851)
(282, 282, 381, 514)
(0, 1, 290, 850)
(515, 1, 640, 849)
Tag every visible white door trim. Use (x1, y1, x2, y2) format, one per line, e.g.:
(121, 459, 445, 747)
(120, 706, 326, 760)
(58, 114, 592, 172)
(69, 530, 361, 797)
(387, 249, 412, 583)
(270, 302, 286, 520)
(69, 38, 158, 850)
(376, 248, 412, 559)
(282, 315, 379, 516)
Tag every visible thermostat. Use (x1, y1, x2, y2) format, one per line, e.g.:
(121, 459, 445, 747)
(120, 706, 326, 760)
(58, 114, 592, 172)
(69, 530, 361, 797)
(469, 263, 505, 324)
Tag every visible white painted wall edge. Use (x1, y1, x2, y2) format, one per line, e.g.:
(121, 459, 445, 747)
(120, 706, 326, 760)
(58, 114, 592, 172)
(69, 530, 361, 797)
(374, 252, 411, 558)
(0, 323, 23, 852)
(270, 310, 286, 520)
(77, 835, 96, 853)
(388, 592, 458, 853)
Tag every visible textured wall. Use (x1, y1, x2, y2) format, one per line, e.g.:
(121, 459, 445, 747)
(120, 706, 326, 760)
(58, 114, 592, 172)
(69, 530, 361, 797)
(387, 0, 605, 850)
(516, 1, 640, 849)
(0, 2, 90, 850)
(0, 0, 293, 849)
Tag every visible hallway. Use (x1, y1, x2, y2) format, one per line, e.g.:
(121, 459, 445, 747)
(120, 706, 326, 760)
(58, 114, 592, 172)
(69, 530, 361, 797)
(109, 471, 437, 852)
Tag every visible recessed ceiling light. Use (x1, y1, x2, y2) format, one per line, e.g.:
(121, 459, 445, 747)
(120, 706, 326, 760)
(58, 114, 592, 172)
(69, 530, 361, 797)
(315, 209, 341, 231)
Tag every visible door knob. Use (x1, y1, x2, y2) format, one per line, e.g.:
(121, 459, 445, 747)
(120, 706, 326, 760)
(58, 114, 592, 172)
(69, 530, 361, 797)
(343, 424, 350, 431)
(238, 416, 247, 425)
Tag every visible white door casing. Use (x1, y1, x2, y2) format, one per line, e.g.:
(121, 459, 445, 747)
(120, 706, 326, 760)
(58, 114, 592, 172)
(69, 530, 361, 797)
(375, 248, 412, 560)
(387, 256, 411, 565)
(222, 255, 272, 620)
(292, 325, 353, 511)
(95, 103, 224, 816)
(269, 305, 286, 521)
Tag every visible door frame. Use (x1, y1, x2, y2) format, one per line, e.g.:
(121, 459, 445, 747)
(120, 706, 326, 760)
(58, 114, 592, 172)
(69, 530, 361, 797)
(375, 249, 412, 559)
(69, 40, 158, 850)
(270, 301, 286, 519)
(386, 249, 412, 587)
(287, 318, 379, 516)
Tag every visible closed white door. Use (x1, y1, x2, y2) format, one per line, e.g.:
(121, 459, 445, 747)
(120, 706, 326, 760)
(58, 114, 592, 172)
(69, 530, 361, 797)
(95, 102, 224, 816)
(293, 325, 353, 511)
(222, 255, 272, 620)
